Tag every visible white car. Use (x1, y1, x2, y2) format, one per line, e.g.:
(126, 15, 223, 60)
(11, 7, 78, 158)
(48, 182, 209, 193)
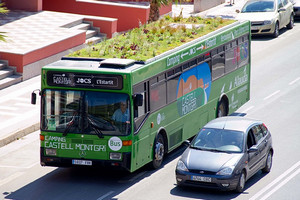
(291, 0, 300, 17)
(236, 0, 295, 37)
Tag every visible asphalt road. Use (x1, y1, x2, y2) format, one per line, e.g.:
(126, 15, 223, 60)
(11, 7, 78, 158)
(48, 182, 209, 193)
(0, 22, 300, 200)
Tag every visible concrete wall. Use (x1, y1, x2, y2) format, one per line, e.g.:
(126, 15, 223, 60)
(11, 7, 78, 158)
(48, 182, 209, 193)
(0, 33, 86, 74)
(194, 0, 225, 12)
(84, 16, 118, 38)
(43, 0, 171, 33)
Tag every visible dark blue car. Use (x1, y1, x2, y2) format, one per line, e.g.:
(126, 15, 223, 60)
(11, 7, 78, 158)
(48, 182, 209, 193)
(175, 116, 273, 193)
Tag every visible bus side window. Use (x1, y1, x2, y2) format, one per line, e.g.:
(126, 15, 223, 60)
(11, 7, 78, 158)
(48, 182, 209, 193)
(150, 78, 167, 111)
(212, 49, 225, 81)
(133, 82, 148, 131)
(238, 35, 249, 68)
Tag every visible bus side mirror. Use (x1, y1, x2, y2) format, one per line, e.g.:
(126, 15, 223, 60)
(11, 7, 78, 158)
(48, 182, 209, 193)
(31, 89, 41, 105)
(31, 92, 36, 105)
(134, 94, 143, 107)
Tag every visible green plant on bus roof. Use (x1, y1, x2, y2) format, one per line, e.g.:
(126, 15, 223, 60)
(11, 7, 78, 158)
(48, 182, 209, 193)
(68, 16, 235, 61)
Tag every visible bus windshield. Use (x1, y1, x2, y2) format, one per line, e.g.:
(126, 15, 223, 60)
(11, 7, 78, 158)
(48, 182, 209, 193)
(41, 89, 131, 136)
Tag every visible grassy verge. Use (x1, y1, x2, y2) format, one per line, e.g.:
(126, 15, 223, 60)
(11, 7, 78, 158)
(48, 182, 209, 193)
(68, 16, 235, 61)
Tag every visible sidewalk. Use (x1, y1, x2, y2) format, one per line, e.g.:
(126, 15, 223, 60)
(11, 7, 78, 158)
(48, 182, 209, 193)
(0, 0, 247, 147)
(0, 76, 40, 147)
(172, 0, 246, 19)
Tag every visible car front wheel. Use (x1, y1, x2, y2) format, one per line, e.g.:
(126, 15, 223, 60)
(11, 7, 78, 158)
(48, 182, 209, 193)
(236, 171, 246, 193)
(273, 22, 279, 38)
(287, 14, 294, 29)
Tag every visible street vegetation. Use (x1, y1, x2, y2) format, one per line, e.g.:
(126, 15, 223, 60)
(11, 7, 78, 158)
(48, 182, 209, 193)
(68, 15, 235, 61)
(0, 3, 9, 42)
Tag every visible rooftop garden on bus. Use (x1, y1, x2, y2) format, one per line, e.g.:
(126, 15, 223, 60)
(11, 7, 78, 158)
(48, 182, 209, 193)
(68, 15, 235, 61)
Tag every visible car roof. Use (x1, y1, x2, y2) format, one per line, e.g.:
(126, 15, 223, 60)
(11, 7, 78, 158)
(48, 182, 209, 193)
(203, 116, 262, 132)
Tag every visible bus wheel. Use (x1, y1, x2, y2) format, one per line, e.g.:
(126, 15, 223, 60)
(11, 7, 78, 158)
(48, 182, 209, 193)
(151, 134, 165, 169)
(217, 100, 228, 118)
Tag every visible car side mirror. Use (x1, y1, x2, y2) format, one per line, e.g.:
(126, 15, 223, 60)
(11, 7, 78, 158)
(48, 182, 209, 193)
(183, 140, 191, 147)
(278, 8, 286, 12)
(133, 94, 143, 107)
(248, 146, 258, 153)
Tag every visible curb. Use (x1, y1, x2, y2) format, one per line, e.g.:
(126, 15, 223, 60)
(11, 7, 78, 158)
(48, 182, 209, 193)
(0, 123, 40, 148)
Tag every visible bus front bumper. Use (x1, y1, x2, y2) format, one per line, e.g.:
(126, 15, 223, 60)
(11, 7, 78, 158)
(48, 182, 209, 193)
(40, 148, 131, 171)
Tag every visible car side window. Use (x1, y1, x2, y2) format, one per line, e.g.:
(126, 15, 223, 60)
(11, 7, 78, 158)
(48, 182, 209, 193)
(278, 0, 283, 8)
(252, 125, 264, 143)
(247, 129, 256, 149)
(260, 124, 269, 137)
(282, 0, 288, 6)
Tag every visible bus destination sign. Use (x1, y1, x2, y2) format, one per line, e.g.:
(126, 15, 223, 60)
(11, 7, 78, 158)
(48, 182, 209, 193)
(47, 71, 123, 90)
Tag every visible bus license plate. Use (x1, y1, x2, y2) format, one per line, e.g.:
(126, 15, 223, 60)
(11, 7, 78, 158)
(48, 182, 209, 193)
(72, 159, 92, 166)
(191, 176, 211, 182)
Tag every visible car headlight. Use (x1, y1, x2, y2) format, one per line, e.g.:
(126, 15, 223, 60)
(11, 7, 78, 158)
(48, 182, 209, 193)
(216, 166, 234, 176)
(263, 20, 272, 25)
(176, 160, 188, 172)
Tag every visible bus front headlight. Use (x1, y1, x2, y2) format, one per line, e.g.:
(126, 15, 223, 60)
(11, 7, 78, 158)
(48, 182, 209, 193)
(110, 152, 122, 160)
(45, 148, 57, 156)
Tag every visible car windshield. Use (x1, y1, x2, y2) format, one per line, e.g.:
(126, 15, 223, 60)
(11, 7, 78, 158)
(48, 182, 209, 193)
(241, 0, 275, 12)
(41, 89, 131, 136)
(190, 128, 244, 153)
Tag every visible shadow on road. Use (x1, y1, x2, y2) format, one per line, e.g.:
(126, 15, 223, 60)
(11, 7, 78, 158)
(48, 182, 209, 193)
(3, 144, 187, 200)
(170, 170, 269, 200)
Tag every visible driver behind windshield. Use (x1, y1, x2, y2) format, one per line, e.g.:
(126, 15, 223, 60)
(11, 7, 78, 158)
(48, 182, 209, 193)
(112, 101, 130, 123)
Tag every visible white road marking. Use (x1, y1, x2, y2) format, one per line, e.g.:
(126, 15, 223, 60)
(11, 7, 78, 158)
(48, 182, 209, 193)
(0, 109, 39, 131)
(263, 90, 280, 101)
(0, 172, 24, 187)
(129, 171, 147, 182)
(240, 106, 255, 115)
(0, 106, 18, 111)
(97, 191, 114, 200)
(0, 162, 39, 169)
(0, 111, 21, 116)
(259, 168, 300, 200)
(14, 102, 36, 107)
(13, 97, 30, 102)
(249, 160, 300, 200)
(289, 77, 300, 85)
(0, 84, 38, 104)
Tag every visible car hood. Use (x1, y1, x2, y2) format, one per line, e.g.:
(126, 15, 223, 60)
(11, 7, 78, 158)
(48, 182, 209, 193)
(236, 12, 276, 22)
(182, 148, 243, 172)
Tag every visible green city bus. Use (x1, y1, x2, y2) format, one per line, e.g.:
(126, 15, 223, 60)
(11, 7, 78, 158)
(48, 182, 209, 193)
(32, 20, 251, 172)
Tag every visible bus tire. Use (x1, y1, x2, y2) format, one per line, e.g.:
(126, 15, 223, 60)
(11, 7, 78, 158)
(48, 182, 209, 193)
(151, 133, 165, 169)
(217, 99, 228, 118)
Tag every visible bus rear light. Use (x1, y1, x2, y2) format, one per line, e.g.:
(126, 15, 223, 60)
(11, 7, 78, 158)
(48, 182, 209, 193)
(122, 140, 132, 146)
(110, 152, 122, 160)
(40, 134, 45, 141)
